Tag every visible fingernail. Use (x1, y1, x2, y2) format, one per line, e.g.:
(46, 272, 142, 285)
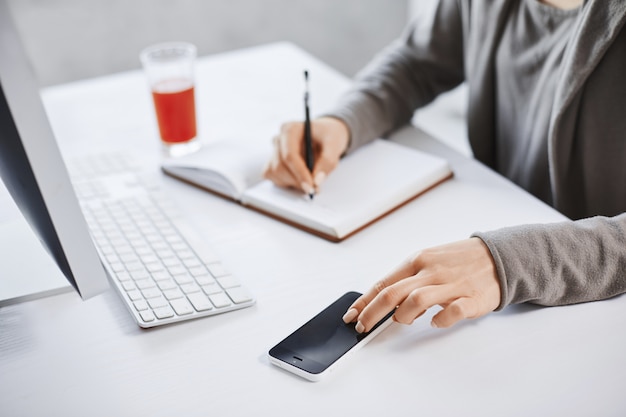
(314, 171, 326, 188)
(355, 321, 365, 334)
(301, 182, 314, 196)
(342, 308, 358, 323)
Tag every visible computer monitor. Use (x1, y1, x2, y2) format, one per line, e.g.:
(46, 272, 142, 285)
(0, 0, 109, 300)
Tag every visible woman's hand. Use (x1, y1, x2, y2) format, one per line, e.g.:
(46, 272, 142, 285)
(263, 117, 350, 195)
(343, 238, 502, 332)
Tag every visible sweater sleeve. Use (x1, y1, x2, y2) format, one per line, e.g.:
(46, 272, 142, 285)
(325, 0, 466, 153)
(473, 213, 626, 310)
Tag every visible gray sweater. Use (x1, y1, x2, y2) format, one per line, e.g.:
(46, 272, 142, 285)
(328, 0, 626, 310)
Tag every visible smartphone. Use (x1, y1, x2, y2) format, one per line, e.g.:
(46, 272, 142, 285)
(268, 291, 394, 381)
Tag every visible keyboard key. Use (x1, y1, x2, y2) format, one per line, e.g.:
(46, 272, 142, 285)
(163, 258, 182, 268)
(177, 249, 196, 260)
(130, 269, 150, 281)
(188, 266, 209, 277)
(217, 275, 240, 289)
(226, 287, 253, 304)
(140, 254, 159, 264)
(125, 261, 144, 272)
(115, 271, 132, 282)
(180, 282, 201, 294)
(165, 234, 183, 245)
(105, 253, 120, 264)
(209, 293, 232, 308)
(140, 310, 156, 322)
(120, 253, 139, 263)
(163, 288, 184, 300)
(145, 262, 165, 273)
(170, 242, 189, 252)
(187, 293, 213, 312)
(155, 248, 176, 259)
(122, 281, 136, 291)
(148, 297, 169, 309)
(157, 279, 177, 291)
(136, 245, 155, 255)
(135, 279, 156, 290)
(109, 262, 126, 273)
(170, 298, 194, 316)
(109, 238, 128, 248)
(168, 265, 187, 276)
(207, 262, 229, 277)
(153, 306, 175, 319)
(133, 300, 149, 311)
(151, 271, 171, 281)
(173, 273, 194, 285)
(115, 244, 134, 255)
(183, 258, 202, 268)
(202, 282, 223, 295)
(195, 275, 216, 286)
(99, 245, 115, 256)
(141, 288, 161, 299)
(151, 241, 170, 251)
(126, 290, 143, 301)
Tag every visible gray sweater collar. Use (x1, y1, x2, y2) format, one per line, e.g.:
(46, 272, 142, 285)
(553, 0, 626, 115)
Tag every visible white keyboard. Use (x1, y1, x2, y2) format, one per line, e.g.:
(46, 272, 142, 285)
(69, 153, 255, 328)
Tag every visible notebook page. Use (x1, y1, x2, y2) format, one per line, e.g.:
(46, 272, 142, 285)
(240, 139, 451, 239)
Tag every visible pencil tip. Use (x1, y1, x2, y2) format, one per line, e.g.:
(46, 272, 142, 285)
(304, 70, 308, 80)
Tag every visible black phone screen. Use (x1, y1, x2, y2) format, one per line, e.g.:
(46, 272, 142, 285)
(269, 292, 393, 375)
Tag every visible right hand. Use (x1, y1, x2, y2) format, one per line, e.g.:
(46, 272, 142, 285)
(342, 238, 502, 332)
(263, 117, 350, 195)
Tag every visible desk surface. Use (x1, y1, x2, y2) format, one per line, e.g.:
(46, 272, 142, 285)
(1, 42, 625, 417)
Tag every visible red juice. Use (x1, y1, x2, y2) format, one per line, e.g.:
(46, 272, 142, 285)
(151, 79, 197, 144)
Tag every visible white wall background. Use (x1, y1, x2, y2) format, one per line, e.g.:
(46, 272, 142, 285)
(7, 0, 409, 86)
(7, 0, 470, 156)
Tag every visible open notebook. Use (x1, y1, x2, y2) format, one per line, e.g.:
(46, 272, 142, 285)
(162, 139, 452, 242)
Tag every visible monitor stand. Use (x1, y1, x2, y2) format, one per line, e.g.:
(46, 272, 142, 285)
(0, 180, 71, 306)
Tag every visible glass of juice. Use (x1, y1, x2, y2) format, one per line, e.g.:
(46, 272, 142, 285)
(140, 42, 200, 157)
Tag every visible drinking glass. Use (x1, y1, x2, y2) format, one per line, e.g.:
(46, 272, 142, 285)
(140, 42, 200, 157)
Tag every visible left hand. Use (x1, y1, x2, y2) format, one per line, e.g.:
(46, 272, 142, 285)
(342, 238, 502, 332)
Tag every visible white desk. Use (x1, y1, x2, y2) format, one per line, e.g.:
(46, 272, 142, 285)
(1, 42, 625, 417)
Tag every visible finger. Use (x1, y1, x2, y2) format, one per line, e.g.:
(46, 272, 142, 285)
(392, 284, 456, 325)
(263, 147, 299, 188)
(431, 297, 479, 328)
(356, 275, 434, 333)
(342, 293, 371, 324)
(343, 278, 399, 324)
(342, 257, 424, 325)
(343, 284, 392, 326)
(278, 124, 314, 194)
